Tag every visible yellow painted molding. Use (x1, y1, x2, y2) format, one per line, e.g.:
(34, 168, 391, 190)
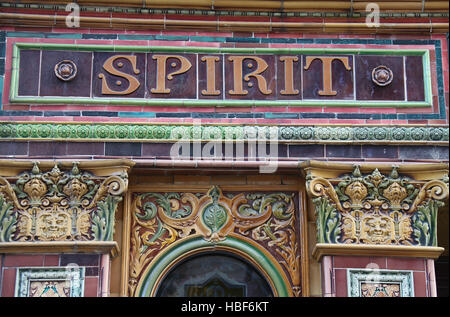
(312, 243, 445, 261)
(0, 12, 448, 34)
(300, 160, 449, 181)
(1, 1, 449, 13)
(0, 241, 120, 257)
(0, 159, 135, 177)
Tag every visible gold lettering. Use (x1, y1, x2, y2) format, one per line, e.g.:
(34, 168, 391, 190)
(201, 56, 221, 96)
(151, 55, 192, 94)
(98, 55, 141, 95)
(304, 56, 351, 96)
(280, 56, 299, 95)
(228, 56, 272, 95)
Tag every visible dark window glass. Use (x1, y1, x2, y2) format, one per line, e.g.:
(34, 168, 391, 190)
(156, 253, 273, 297)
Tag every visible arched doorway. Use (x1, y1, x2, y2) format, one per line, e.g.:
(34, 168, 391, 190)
(155, 252, 274, 297)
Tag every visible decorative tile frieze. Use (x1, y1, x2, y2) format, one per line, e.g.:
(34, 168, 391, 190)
(306, 164, 449, 247)
(347, 269, 414, 297)
(0, 160, 132, 242)
(15, 266, 85, 297)
(0, 122, 447, 144)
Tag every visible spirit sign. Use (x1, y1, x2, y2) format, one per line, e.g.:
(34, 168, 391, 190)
(11, 43, 430, 107)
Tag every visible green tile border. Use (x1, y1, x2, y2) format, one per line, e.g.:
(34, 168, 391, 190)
(0, 121, 447, 144)
(9, 43, 433, 108)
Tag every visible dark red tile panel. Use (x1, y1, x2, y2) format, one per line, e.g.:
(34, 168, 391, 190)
(43, 255, 60, 266)
(413, 271, 428, 297)
(40, 50, 92, 97)
(3, 254, 44, 267)
(355, 55, 405, 101)
(84, 277, 99, 297)
(334, 268, 348, 297)
(405, 56, 425, 102)
(333, 256, 387, 269)
(18, 49, 40, 96)
(1, 268, 16, 297)
(386, 257, 426, 271)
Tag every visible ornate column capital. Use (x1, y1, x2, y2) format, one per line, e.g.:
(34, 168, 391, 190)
(301, 161, 449, 260)
(0, 160, 134, 255)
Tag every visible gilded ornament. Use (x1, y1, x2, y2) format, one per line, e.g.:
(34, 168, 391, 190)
(367, 169, 383, 187)
(23, 178, 47, 206)
(63, 178, 88, 204)
(383, 182, 407, 209)
(306, 165, 448, 247)
(361, 213, 394, 244)
(344, 181, 368, 207)
(128, 187, 300, 297)
(0, 161, 129, 242)
(36, 207, 71, 241)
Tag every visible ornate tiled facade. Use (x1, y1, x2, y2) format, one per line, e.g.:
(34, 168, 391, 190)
(0, 0, 448, 301)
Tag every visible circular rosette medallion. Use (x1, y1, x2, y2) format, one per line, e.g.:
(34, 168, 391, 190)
(371, 65, 393, 86)
(54, 60, 78, 82)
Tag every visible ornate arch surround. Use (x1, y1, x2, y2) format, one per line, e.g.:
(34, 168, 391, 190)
(123, 185, 303, 297)
(136, 234, 292, 297)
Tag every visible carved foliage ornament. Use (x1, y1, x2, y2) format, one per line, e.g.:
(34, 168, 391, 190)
(129, 186, 301, 297)
(0, 162, 128, 242)
(307, 165, 449, 246)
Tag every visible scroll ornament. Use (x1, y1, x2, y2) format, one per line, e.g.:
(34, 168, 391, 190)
(306, 165, 449, 246)
(128, 186, 301, 296)
(0, 162, 128, 242)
